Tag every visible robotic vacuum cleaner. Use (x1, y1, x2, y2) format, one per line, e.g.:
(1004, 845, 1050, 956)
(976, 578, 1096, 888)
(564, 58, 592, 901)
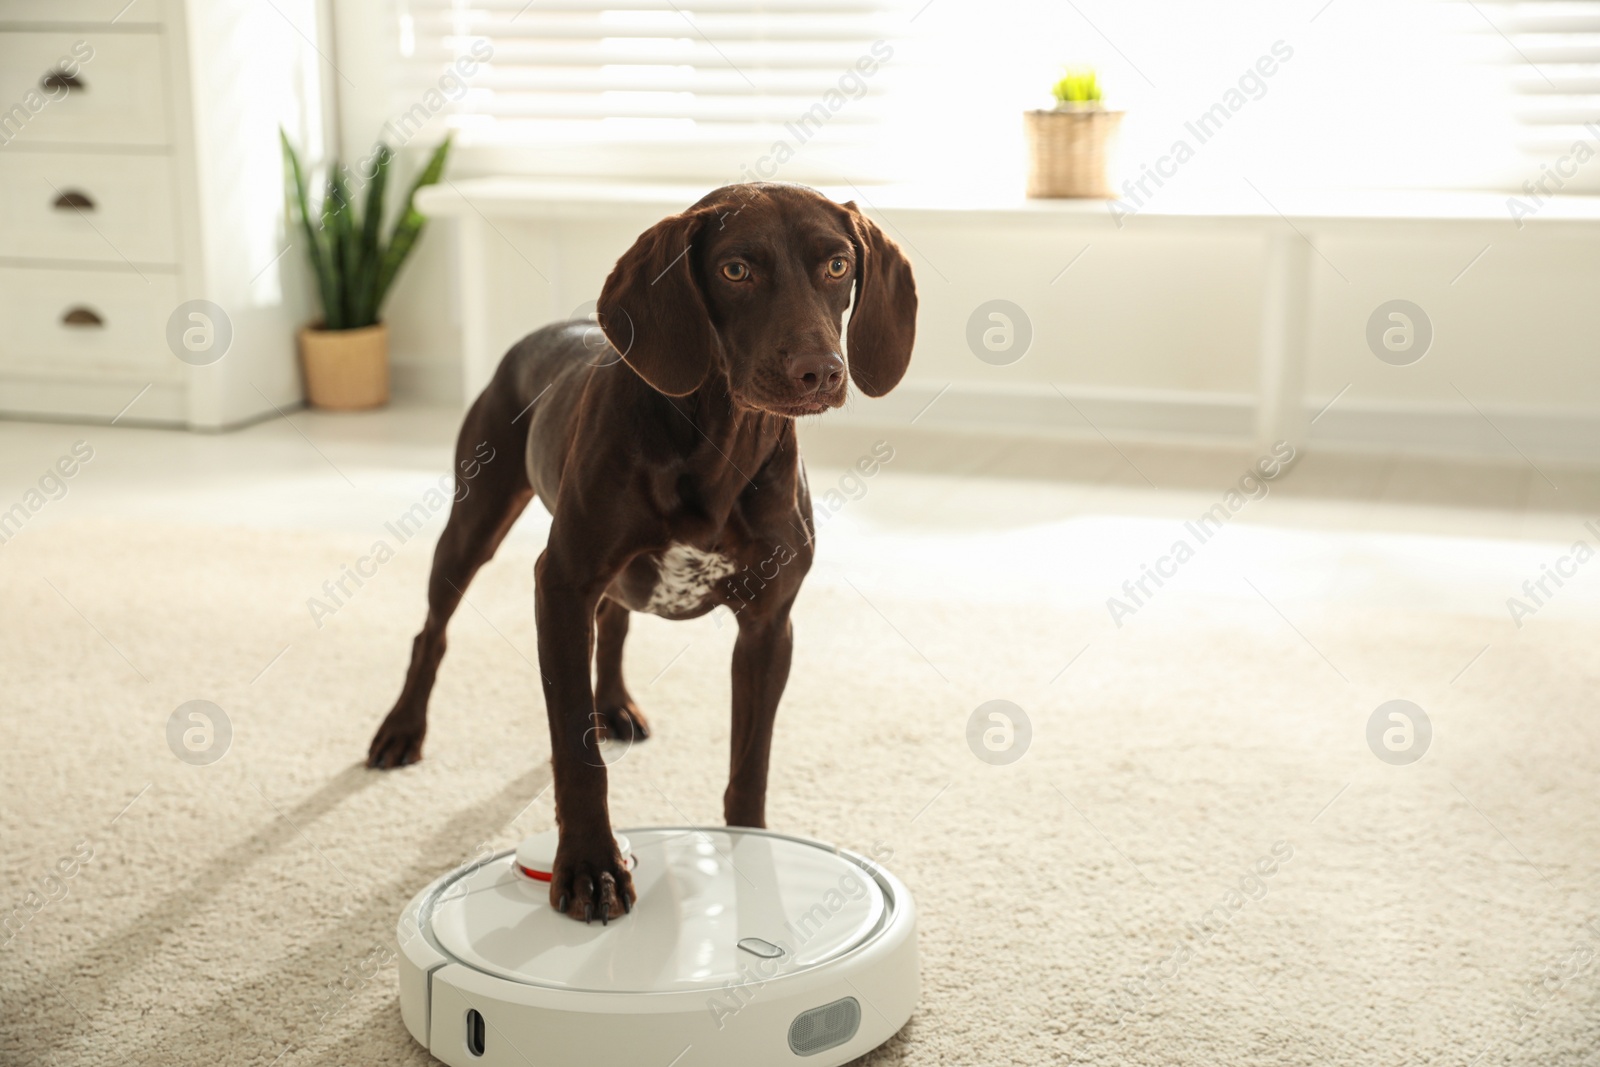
(396, 827, 918, 1066)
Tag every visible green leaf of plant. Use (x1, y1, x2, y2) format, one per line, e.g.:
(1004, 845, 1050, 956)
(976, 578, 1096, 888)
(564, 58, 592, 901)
(1052, 66, 1102, 105)
(325, 165, 357, 330)
(280, 128, 339, 330)
(373, 134, 453, 320)
(353, 144, 392, 328)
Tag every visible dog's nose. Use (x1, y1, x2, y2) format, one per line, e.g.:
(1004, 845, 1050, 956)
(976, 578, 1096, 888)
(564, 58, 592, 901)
(790, 351, 844, 395)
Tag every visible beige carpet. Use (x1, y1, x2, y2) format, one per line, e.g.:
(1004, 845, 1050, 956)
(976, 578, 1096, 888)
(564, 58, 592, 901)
(2, 516, 1597, 1066)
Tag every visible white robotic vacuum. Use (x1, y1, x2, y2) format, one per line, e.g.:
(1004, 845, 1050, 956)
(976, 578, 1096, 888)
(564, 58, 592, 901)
(396, 827, 918, 1066)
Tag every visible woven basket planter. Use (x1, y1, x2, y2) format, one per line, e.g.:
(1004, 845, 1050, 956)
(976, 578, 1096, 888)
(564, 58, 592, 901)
(1024, 107, 1123, 198)
(298, 322, 389, 410)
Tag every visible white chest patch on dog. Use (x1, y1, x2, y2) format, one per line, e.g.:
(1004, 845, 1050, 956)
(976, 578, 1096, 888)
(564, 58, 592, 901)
(644, 544, 737, 616)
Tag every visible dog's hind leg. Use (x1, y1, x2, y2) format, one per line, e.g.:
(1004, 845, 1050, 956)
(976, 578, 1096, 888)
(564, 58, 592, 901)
(368, 388, 534, 769)
(592, 598, 650, 742)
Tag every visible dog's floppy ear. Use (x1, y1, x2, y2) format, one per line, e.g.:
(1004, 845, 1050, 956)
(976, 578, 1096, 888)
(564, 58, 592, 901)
(843, 203, 918, 397)
(597, 207, 717, 397)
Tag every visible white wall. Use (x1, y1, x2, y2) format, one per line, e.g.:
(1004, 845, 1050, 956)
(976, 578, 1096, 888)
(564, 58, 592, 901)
(179, 0, 329, 427)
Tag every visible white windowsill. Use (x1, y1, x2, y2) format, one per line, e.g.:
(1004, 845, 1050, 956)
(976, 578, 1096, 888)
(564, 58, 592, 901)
(416, 178, 1600, 226)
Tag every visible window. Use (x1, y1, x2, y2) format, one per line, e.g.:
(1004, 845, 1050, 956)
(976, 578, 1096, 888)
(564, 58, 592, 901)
(385, 0, 1587, 193)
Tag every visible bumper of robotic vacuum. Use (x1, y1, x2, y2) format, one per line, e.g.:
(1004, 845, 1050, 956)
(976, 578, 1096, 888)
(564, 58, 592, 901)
(395, 832, 918, 1067)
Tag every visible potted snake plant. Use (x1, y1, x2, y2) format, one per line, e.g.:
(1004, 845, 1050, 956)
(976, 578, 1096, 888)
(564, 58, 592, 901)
(280, 131, 452, 409)
(1024, 67, 1122, 198)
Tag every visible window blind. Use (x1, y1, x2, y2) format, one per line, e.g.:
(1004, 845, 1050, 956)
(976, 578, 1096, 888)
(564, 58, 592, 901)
(394, 0, 907, 159)
(1469, 1, 1600, 156)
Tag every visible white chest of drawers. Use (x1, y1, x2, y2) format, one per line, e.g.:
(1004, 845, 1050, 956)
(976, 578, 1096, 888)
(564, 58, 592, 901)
(0, 0, 325, 429)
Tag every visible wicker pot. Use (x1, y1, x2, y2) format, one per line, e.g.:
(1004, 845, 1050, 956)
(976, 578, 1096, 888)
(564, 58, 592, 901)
(298, 322, 389, 410)
(1024, 107, 1123, 198)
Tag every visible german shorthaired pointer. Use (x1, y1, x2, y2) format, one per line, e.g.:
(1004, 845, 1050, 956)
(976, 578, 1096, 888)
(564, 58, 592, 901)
(368, 182, 918, 922)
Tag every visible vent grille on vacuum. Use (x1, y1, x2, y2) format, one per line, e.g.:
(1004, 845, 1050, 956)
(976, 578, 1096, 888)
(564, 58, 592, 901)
(787, 996, 861, 1056)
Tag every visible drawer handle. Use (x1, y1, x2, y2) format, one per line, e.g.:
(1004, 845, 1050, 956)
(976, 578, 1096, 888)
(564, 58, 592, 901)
(40, 70, 85, 94)
(53, 190, 95, 211)
(61, 306, 104, 328)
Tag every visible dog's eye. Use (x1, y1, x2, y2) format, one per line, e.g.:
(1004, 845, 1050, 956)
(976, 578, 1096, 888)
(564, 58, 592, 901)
(721, 262, 750, 282)
(826, 257, 850, 279)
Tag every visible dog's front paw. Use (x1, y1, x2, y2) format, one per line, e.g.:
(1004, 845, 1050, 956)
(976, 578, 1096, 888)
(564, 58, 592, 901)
(549, 834, 635, 923)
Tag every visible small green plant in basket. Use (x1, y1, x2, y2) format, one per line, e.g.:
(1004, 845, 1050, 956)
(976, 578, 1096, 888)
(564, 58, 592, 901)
(278, 130, 452, 409)
(1026, 67, 1119, 197)
(279, 131, 453, 331)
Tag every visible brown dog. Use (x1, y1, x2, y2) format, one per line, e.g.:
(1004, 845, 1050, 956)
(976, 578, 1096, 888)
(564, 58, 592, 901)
(367, 182, 917, 922)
